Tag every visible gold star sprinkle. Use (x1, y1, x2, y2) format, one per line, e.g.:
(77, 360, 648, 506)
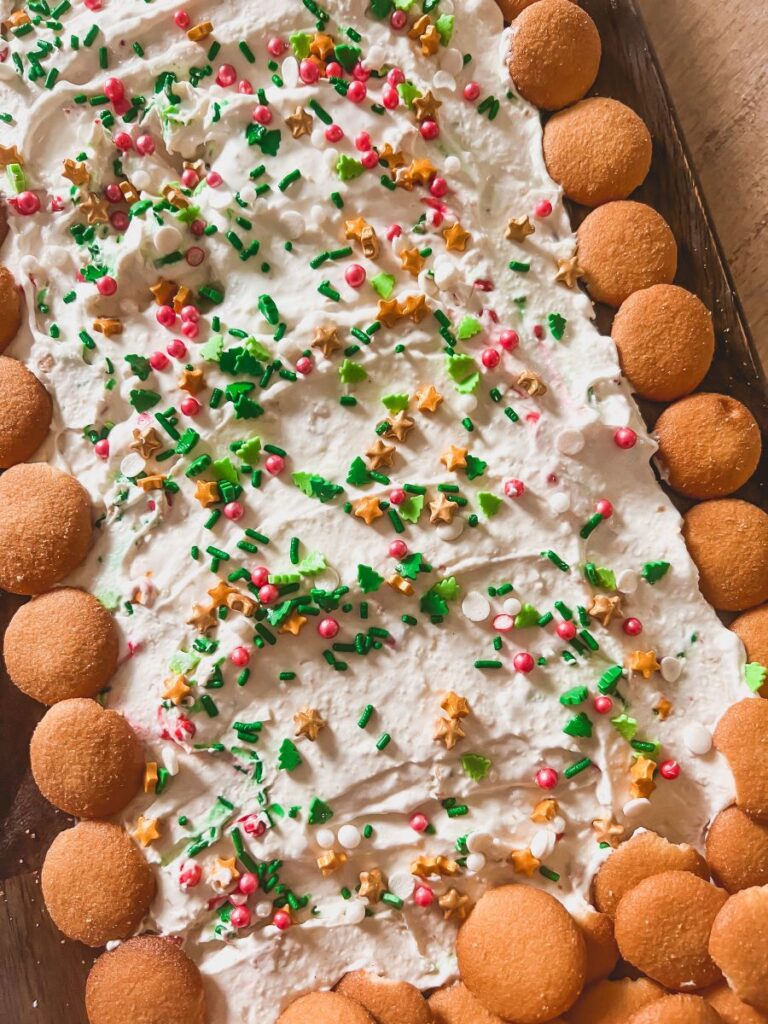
(440, 444, 468, 472)
(194, 479, 220, 508)
(187, 603, 218, 634)
(81, 192, 109, 225)
(317, 850, 347, 876)
(411, 855, 459, 878)
(93, 317, 123, 337)
(163, 674, 192, 704)
(429, 494, 456, 525)
(0, 144, 23, 167)
(208, 581, 235, 606)
(387, 573, 414, 596)
(441, 691, 471, 719)
(377, 298, 403, 328)
(379, 144, 406, 170)
(400, 247, 426, 277)
(627, 650, 661, 679)
(433, 716, 465, 750)
(225, 591, 257, 618)
(401, 293, 429, 323)
(294, 706, 326, 741)
(630, 756, 657, 799)
(438, 888, 471, 920)
(531, 798, 559, 823)
(412, 90, 442, 122)
(365, 438, 396, 471)
(150, 278, 177, 306)
(384, 410, 415, 443)
(414, 384, 443, 413)
(517, 369, 547, 397)
(310, 32, 335, 59)
(344, 216, 371, 242)
(131, 426, 162, 460)
(212, 856, 239, 882)
(311, 324, 342, 359)
(408, 158, 436, 186)
(443, 222, 471, 252)
(654, 696, 673, 721)
(588, 594, 622, 627)
(136, 474, 165, 492)
(178, 368, 205, 395)
(591, 817, 625, 848)
(555, 253, 583, 289)
(280, 611, 308, 636)
(133, 816, 161, 847)
(510, 848, 541, 877)
(506, 216, 535, 242)
(418, 23, 440, 57)
(62, 159, 89, 186)
(358, 868, 386, 904)
(353, 495, 385, 526)
(285, 105, 313, 139)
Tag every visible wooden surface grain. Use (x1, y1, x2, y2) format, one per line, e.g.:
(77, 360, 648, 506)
(637, 0, 768, 366)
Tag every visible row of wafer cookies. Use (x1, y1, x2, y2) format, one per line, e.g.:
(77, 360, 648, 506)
(501, 4, 768, 665)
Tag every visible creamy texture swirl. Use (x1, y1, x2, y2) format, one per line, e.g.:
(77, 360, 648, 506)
(0, 0, 746, 1019)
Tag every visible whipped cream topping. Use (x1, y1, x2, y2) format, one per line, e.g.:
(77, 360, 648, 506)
(1, 0, 746, 1018)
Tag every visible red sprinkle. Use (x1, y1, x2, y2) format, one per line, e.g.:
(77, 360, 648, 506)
(614, 427, 637, 449)
(659, 760, 681, 780)
(513, 651, 535, 674)
(536, 766, 558, 790)
(594, 695, 613, 714)
(622, 617, 643, 636)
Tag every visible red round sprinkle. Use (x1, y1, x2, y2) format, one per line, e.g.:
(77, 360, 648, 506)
(110, 211, 129, 231)
(614, 426, 637, 449)
(180, 396, 200, 417)
(389, 539, 408, 559)
(361, 150, 379, 169)
(325, 124, 343, 143)
(325, 61, 343, 78)
(382, 84, 400, 109)
(355, 132, 372, 152)
(96, 275, 117, 296)
(504, 478, 525, 499)
(347, 80, 367, 103)
(157, 305, 176, 327)
(206, 170, 222, 187)
(149, 351, 169, 371)
(514, 651, 535, 673)
(296, 356, 313, 375)
(238, 80, 253, 94)
(659, 759, 681, 780)
(179, 860, 202, 888)
(419, 119, 439, 140)
(463, 81, 481, 102)
(104, 77, 124, 101)
(535, 199, 553, 218)
(264, 453, 285, 475)
(135, 134, 155, 155)
(230, 646, 250, 667)
(345, 264, 366, 288)
(167, 338, 187, 359)
(481, 348, 500, 369)
(533, 324, 544, 340)
(238, 872, 258, 895)
(215, 63, 236, 87)
(353, 61, 370, 82)
(224, 501, 244, 521)
(409, 812, 429, 832)
(229, 905, 251, 929)
(181, 320, 200, 339)
(181, 168, 199, 188)
(252, 105, 272, 125)
(299, 59, 320, 84)
(390, 9, 407, 29)
(556, 620, 577, 641)
(173, 10, 190, 28)
(94, 438, 110, 459)
(596, 498, 613, 518)
(413, 885, 434, 907)
(104, 183, 122, 203)
(185, 247, 205, 268)
(536, 766, 558, 790)
(499, 329, 519, 351)
(389, 488, 406, 506)
(622, 617, 643, 636)
(267, 37, 285, 58)
(594, 695, 613, 714)
(180, 305, 199, 323)
(258, 583, 279, 605)
(113, 132, 133, 152)
(317, 617, 339, 639)
(250, 567, 269, 588)
(273, 910, 291, 930)
(429, 177, 448, 198)
(387, 68, 405, 86)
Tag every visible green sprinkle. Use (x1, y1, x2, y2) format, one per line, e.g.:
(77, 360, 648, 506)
(376, 732, 391, 751)
(542, 550, 570, 572)
(200, 694, 219, 718)
(278, 168, 301, 192)
(564, 757, 592, 779)
(474, 659, 502, 670)
(238, 40, 256, 63)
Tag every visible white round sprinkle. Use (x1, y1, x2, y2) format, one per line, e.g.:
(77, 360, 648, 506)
(344, 900, 367, 925)
(280, 210, 305, 239)
(530, 830, 556, 861)
(255, 901, 273, 919)
(433, 70, 456, 92)
(661, 656, 683, 683)
(131, 169, 151, 192)
(462, 590, 491, 622)
(436, 517, 465, 541)
(466, 830, 492, 853)
(338, 824, 362, 850)
(617, 569, 640, 594)
(444, 155, 461, 175)
(456, 393, 478, 413)
(315, 828, 335, 849)
(502, 597, 522, 616)
(556, 429, 585, 455)
(388, 871, 415, 900)
(465, 852, 486, 873)
(154, 225, 183, 255)
(684, 723, 712, 756)
(120, 452, 145, 478)
(551, 815, 566, 834)
(623, 798, 652, 819)
(549, 492, 571, 515)
(440, 48, 464, 75)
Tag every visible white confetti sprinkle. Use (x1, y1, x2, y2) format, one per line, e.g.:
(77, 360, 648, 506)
(549, 492, 571, 515)
(465, 852, 486, 873)
(556, 429, 584, 455)
(661, 656, 682, 683)
(683, 724, 712, 756)
(388, 871, 414, 899)
(344, 899, 367, 924)
(502, 597, 522, 616)
(623, 798, 652, 819)
(315, 828, 335, 849)
(338, 824, 362, 850)
(617, 569, 640, 594)
(530, 830, 556, 860)
(462, 590, 491, 622)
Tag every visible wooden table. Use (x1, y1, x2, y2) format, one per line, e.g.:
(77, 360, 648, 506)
(637, 0, 768, 367)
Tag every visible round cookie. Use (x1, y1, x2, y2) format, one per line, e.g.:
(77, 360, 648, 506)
(592, 829, 710, 918)
(41, 820, 154, 947)
(731, 605, 768, 696)
(709, 887, 768, 1012)
(336, 971, 430, 1024)
(655, 395, 762, 499)
(86, 936, 207, 1024)
(682, 501, 768, 612)
(714, 699, 768, 822)
(614, 870, 727, 990)
(626, 995, 724, 1024)
(568, 978, 666, 1024)
(575, 908, 619, 984)
(507, 0, 601, 111)
(612, 284, 715, 401)
(705, 983, 768, 1024)
(0, 463, 92, 595)
(30, 698, 143, 818)
(0, 265, 21, 352)
(456, 884, 586, 1022)
(576, 201, 677, 307)
(543, 98, 652, 207)
(3, 587, 119, 704)
(278, 991, 374, 1024)
(496, 0, 576, 19)
(706, 807, 768, 892)
(0, 356, 52, 468)
(428, 982, 506, 1024)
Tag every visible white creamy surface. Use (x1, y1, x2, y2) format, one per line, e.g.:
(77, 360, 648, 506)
(0, 0, 746, 1019)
